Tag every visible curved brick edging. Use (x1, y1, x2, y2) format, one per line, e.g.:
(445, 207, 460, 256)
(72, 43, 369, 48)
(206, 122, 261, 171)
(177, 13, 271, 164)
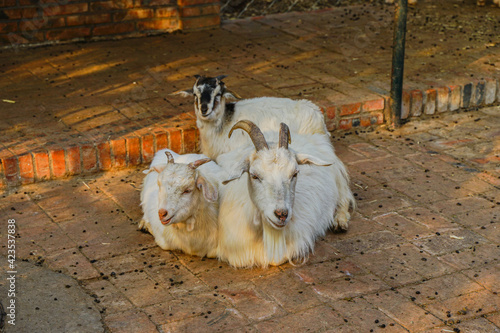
(1, 77, 499, 189)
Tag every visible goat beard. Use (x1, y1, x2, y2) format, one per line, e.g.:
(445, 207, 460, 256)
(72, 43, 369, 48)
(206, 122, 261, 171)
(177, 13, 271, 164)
(262, 217, 288, 266)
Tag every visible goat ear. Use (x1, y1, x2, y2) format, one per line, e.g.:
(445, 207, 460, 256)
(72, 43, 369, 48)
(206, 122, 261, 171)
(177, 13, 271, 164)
(196, 175, 218, 203)
(222, 158, 249, 185)
(171, 89, 193, 97)
(296, 153, 332, 167)
(216, 74, 227, 81)
(223, 89, 241, 100)
(143, 165, 166, 174)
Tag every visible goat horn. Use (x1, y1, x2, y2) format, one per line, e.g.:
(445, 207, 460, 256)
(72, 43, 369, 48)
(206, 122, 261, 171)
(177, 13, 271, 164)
(229, 120, 269, 151)
(216, 75, 227, 81)
(165, 151, 174, 164)
(279, 123, 291, 149)
(188, 158, 212, 170)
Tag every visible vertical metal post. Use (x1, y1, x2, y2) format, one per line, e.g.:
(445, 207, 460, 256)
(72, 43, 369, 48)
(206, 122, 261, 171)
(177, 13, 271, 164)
(389, 0, 408, 128)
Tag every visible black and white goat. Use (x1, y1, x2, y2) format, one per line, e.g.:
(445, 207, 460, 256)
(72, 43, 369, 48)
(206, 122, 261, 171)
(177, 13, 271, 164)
(174, 75, 329, 159)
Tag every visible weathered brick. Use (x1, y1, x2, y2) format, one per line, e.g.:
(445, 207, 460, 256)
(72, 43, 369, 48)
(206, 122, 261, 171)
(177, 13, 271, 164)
(111, 138, 127, 168)
(180, 4, 219, 17)
(474, 80, 485, 106)
(126, 136, 141, 166)
(115, 9, 153, 21)
(141, 134, 155, 163)
(137, 18, 178, 31)
(484, 78, 497, 105)
(401, 91, 410, 119)
(81, 144, 97, 172)
(166, 128, 182, 153)
(153, 130, 168, 152)
(3, 156, 19, 186)
(340, 102, 361, 116)
(338, 118, 352, 130)
(155, 7, 178, 17)
(93, 22, 135, 36)
(448, 85, 461, 111)
(362, 98, 385, 112)
(423, 88, 436, 115)
(0, 22, 18, 34)
(18, 153, 34, 184)
(66, 146, 81, 175)
(182, 127, 197, 153)
(325, 106, 336, 120)
(436, 86, 449, 112)
(49, 149, 66, 178)
(97, 142, 112, 171)
(180, 15, 219, 30)
(43, 3, 88, 16)
(462, 82, 473, 108)
(46, 27, 91, 40)
(178, 0, 219, 5)
(33, 149, 50, 181)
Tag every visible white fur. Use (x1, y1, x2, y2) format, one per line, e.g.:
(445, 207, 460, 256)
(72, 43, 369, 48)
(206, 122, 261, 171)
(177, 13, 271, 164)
(197, 96, 329, 159)
(140, 149, 224, 258)
(216, 132, 353, 268)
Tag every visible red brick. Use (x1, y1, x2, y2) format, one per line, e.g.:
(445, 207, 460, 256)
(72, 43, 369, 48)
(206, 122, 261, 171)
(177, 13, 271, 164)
(43, 3, 88, 16)
(49, 149, 66, 178)
(182, 127, 197, 153)
(338, 119, 352, 130)
(178, 0, 219, 5)
(0, 22, 17, 34)
(33, 150, 50, 181)
(81, 145, 97, 172)
(67, 146, 81, 175)
(340, 102, 361, 116)
(141, 134, 155, 163)
(3, 7, 38, 19)
(180, 4, 219, 17)
(126, 136, 141, 166)
(65, 15, 86, 26)
(180, 15, 219, 30)
(166, 128, 182, 153)
(362, 98, 384, 112)
(410, 89, 423, 117)
(115, 9, 153, 21)
(155, 7, 178, 18)
(111, 138, 127, 168)
(93, 22, 135, 36)
(3, 156, 19, 186)
(436, 86, 449, 112)
(154, 130, 169, 151)
(46, 27, 91, 40)
(147, 0, 176, 5)
(424, 88, 436, 115)
(90, 0, 134, 11)
(85, 13, 111, 24)
(18, 153, 34, 184)
(137, 18, 179, 31)
(448, 85, 461, 111)
(325, 106, 336, 120)
(0, 0, 16, 7)
(97, 142, 112, 171)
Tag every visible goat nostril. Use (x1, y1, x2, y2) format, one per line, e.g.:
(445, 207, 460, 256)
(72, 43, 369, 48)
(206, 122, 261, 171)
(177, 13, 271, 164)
(274, 209, 288, 221)
(201, 105, 208, 112)
(158, 209, 168, 219)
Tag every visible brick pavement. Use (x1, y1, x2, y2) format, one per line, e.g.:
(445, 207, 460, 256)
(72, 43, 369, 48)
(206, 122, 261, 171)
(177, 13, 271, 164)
(0, 106, 498, 332)
(1, 0, 499, 186)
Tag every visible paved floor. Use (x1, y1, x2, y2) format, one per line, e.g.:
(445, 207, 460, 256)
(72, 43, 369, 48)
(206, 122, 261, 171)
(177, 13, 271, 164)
(0, 106, 498, 332)
(1, 0, 499, 160)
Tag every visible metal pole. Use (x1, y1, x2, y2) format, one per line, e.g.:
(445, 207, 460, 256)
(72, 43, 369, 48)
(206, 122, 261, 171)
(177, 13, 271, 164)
(389, 0, 408, 128)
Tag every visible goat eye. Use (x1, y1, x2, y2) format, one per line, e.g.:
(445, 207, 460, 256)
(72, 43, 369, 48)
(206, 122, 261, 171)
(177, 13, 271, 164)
(250, 174, 260, 181)
(291, 171, 299, 179)
(182, 189, 192, 194)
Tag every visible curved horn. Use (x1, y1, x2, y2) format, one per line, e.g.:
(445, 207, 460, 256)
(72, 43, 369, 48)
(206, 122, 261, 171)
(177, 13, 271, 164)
(229, 120, 269, 151)
(279, 122, 291, 149)
(188, 158, 212, 170)
(165, 151, 174, 164)
(216, 75, 227, 82)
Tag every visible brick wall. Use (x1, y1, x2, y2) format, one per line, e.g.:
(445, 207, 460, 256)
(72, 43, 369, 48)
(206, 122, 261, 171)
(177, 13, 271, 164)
(0, 0, 220, 47)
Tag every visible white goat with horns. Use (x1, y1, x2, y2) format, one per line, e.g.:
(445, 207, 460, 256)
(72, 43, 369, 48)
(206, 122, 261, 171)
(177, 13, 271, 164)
(173, 75, 329, 159)
(139, 149, 222, 258)
(216, 120, 344, 268)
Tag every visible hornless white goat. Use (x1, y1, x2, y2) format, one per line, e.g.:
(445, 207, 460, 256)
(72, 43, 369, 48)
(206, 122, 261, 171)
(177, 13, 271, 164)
(216, 120, 348, 268)
(139, 149, 222, 258)
(174, 75, 329, 159)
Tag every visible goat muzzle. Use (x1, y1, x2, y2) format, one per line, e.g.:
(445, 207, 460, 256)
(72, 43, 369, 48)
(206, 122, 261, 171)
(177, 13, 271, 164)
(274, 209, 288, 224)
